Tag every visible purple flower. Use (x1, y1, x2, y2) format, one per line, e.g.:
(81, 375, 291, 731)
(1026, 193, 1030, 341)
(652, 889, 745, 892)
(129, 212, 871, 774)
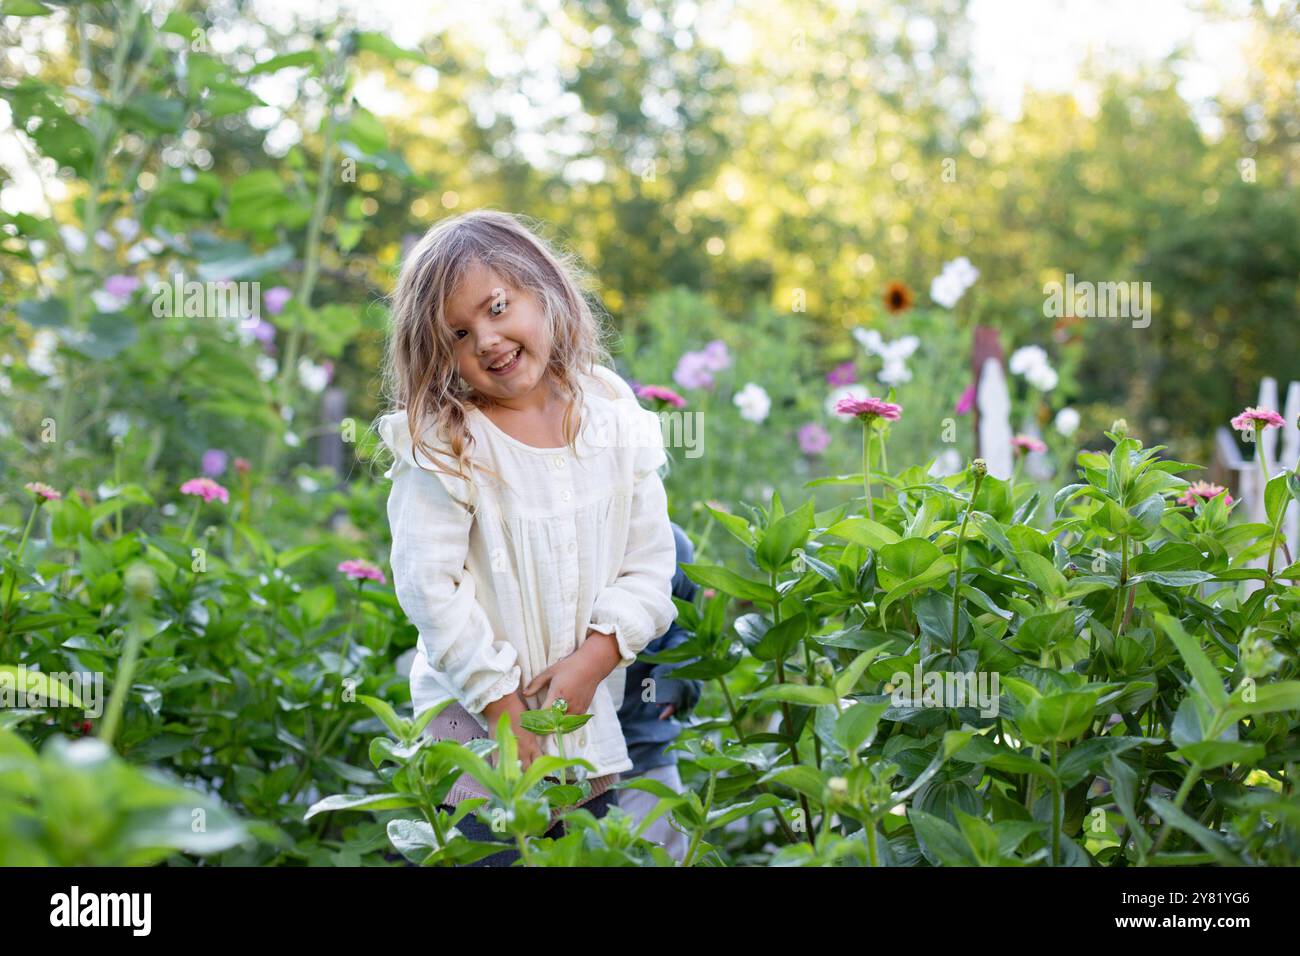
(797, 422, 831, 456)
(202, 449, 228, 477)
(826, 361, 856, 387)
(701, 339, 731, 371)
(248, 317, 276, 347)
(264, 286, 292, 316)
(673, 351, 716, 391)
(103, 275, 141, 298)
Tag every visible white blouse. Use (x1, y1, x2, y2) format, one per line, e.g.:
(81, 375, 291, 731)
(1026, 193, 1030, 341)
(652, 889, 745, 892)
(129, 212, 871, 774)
(376, 364, 679, 778)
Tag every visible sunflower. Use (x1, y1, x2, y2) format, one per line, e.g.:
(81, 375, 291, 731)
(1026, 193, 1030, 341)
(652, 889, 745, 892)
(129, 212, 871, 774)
(883, 280, 914, 314)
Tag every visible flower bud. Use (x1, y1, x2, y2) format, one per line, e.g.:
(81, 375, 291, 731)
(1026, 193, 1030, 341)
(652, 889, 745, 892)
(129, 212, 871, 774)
(1110, 418, 1129, 437)
(828, 776, 848, 796)
(814, 656, 836, 686)
(700, 737, 717, 754)
(971, 458, 988, 478)
(552, 698, 569, 714)
(123, 562, 158, 601)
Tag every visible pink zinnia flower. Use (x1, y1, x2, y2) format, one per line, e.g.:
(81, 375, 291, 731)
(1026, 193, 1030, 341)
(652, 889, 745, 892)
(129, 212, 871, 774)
(955, 384, 976, 416)
(25, 481, 61, 501)
(1011, 434, 1047, 455)
(1178, 481, 1233, 508)
(180, 477, 230, 504)
(825, 361, 856, 387)
(797, 422, 832, 456)
(234, 457, 251, 475)
(634, 384, 687, 408)
(1230, 406, 1285, 432)
(264, 286, 292, 316)
(834, 396, 902, 422)
(338, 559, 386, 584)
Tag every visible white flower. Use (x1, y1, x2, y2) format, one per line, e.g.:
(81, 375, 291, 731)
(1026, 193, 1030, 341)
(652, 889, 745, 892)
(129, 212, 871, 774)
(1054, 407, 1081, 437)
(91, 289, 129, 312)
(298, 357, 330, 394)
(28, 239, 46, 259)
(930, 257, 979, 308)
(59, 225, 86, 256)
(283, 430, 301, 447)
(929, 271, 964, 309)
(27, 329, 59, 376)
(852, 327, 884, 353)
(1009, 345, 1049, 376)
(948, 256, 980, 288)
(106, 412, 132, 437)
(126, 243, 152, 264)
(256, 355, 278, 382)
(113, 217, 140, 242)
(855, 328, 920, 385)
(733, 382, 771, 423)
(825, 383, 872, 420)
(1025, 363, 1059, 392)
(94, 229, 115, 250)
(878, 356, 913, 385)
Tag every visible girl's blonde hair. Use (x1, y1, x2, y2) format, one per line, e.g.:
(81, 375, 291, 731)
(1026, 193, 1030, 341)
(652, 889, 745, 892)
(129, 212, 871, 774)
(378, 209, 617, 506)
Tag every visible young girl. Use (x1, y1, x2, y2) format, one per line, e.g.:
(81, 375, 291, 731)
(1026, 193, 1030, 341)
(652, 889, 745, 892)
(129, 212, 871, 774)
(375, 209, 679, 859)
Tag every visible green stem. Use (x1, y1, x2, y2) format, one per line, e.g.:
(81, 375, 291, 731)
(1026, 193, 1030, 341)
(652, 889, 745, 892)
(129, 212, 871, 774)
(1147, 764, 1204, 860)
(1050, 740, 1061, 865)
(951, 470, 984, 657)
(865, 816, 879, 867)
(683, 771, 717, 867)
(1110, 535, 1129, 641)
(862, 419, 875, 519)
(100, 606, 149, 749)
(181, 499, 201, 545)
(1, 503, 41, 640)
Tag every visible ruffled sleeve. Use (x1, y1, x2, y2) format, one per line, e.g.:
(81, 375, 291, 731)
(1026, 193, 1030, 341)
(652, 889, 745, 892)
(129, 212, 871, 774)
(376, 410, 475, 510)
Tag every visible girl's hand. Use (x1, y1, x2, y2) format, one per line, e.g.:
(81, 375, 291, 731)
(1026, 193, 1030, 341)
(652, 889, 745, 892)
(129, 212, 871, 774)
(482, 690, 543, 769)
(522, 630, 622, 716)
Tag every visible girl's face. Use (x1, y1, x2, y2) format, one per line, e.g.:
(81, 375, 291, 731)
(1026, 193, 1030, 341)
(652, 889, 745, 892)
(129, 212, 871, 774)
(444, 260, 553, 408)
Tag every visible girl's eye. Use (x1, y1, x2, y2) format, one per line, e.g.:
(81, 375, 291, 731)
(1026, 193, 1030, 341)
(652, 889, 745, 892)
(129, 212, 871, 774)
(454, 329, 467, 340)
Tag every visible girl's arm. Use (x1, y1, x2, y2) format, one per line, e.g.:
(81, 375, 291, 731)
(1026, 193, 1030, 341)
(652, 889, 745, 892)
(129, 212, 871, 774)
(585, 461, 679, 668)
(386, 454, 521, 718)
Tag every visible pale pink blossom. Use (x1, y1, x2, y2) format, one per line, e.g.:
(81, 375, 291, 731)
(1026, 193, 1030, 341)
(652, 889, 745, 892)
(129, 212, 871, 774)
(25, 481, 61, 501)
(634, 384, 687, 408)
(338, 559, 386, 584)
(797, 422, 831, 456)
(1178, 481, 1233, 508)
(1230, 406, 1285, 432)
(835, 396, 902, 422)
(180, 477, 230, 504)
(1011, 434, 1047, 455)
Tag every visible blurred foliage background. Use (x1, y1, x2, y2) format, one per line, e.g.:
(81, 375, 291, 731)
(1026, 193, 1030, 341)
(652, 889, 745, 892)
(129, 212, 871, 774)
(2, 0, 1298, 527)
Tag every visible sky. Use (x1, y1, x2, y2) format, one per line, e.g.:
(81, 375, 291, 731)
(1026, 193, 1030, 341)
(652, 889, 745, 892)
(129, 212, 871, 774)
(0, 0, 1269, 216)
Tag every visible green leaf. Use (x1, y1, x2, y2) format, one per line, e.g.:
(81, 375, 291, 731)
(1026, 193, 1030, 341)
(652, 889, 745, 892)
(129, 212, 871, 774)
(752, 613, 807, 662)
(1157, 614, 1228, 710)
(1147, 797, 1242, 865)
(909, 808, 974, 866)
(743, 683, 838, 707)
(354, 31, 428, 64)
(834, 645, 890, 697)
(824, 517, 900, 550)
(834, 701, 890, 754)
(756, 498, 814, 573)
(304, 792, 420, 819)
(680, 563, 776, 604)
(357, 695, 405, 738)
(705, 504, 754, 548)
